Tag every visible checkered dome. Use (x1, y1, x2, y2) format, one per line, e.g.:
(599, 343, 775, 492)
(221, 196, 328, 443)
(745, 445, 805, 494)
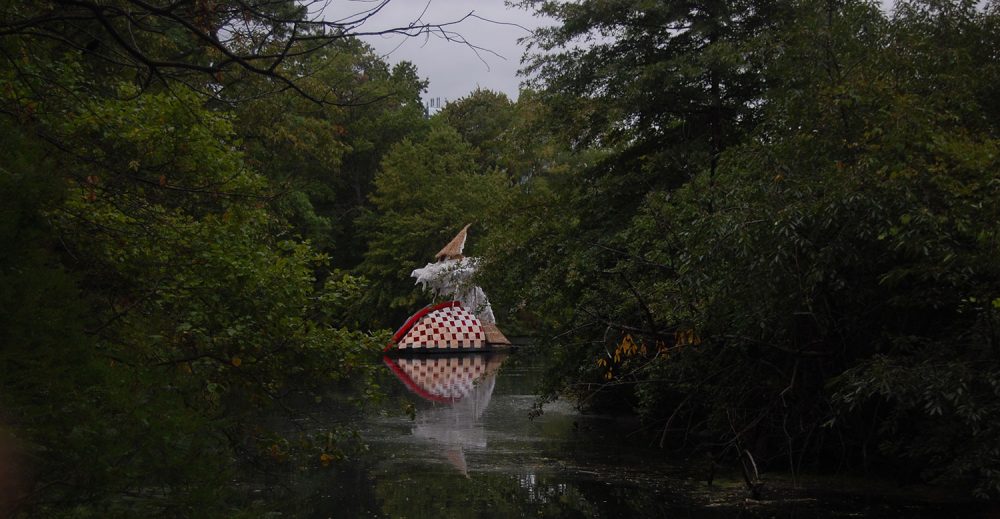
(398, 305, 486, 350)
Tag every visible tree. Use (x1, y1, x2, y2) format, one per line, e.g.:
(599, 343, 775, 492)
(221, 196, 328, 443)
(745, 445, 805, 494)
(0, 2, 431, 513)
(500, 0, 787, 345)
(437, 88, 515, 173)
(495, 0, 1000, 497)
(235, 38, 429, 258)
(356, 124, 513, 327)
(0, 66, 386, 513)
(518, 0, 783, 187)
(0, 0, 493, 104)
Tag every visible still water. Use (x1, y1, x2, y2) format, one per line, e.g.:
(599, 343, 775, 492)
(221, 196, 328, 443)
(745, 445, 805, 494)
(281, 349, 974, 518)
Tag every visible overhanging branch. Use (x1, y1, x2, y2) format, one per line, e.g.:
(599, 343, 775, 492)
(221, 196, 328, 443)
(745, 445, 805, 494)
(1, 0, 515, 105)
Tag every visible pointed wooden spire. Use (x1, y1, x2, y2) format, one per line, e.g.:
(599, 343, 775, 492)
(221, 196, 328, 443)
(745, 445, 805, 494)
(435, 223, 471, 261)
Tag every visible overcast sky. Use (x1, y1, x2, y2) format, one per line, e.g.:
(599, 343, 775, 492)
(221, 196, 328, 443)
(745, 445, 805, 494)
(324, 1, 898, 109)
(325, 1, 550, 107)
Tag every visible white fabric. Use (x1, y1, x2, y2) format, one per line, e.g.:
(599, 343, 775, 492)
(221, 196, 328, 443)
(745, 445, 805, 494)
(411, 257, 477, 293)
(458, 285, 495, 324)
(411, 257, 496, 324)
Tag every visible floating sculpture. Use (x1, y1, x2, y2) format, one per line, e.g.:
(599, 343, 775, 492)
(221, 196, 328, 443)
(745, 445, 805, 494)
(386, 224, 511, 352)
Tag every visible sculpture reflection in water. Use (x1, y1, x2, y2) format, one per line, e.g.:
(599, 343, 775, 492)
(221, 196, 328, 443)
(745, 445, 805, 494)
(383, 353, 508, 475)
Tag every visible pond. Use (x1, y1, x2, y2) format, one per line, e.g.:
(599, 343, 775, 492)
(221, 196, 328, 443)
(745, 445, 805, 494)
(273, 349, 983, 518)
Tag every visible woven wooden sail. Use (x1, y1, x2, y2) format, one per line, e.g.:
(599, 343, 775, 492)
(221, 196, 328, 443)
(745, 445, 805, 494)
(435, 223, 471, 261)
(482, 324, 511, 345)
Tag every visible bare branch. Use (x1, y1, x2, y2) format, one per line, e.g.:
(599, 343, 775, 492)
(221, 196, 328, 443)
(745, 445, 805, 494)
(1, 0, 516, 105)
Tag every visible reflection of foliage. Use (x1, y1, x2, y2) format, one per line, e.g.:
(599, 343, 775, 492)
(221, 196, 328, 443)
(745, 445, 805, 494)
(375, 470, 598, 519)
(271, 461, 618, 519)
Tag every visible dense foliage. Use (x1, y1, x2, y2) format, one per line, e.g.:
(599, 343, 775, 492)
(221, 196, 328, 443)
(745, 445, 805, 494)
(484, 0, 1000, 499)
(356, 123, 513, 327)
(1, 0, 999, 514)
(0, 1, 430, 516)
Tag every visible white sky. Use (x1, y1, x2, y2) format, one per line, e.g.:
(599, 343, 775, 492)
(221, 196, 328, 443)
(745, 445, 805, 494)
(325, 1, 550, 106)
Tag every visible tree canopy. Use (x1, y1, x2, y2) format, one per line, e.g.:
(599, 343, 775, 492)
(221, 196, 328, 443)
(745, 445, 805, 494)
(2, 0, 1000, 514)
(485, 0, 1000, 498)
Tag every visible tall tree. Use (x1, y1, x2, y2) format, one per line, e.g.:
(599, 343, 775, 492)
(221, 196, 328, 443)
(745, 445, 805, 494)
(503, 0, 788, 342)
(0, 1, 450, 514)
(235, 38, 429, 259)
(495, 0, 1000, 497)
(519, 0, 783, 189)
(437, 88, 515, 174)
(356, 124, 513, 327)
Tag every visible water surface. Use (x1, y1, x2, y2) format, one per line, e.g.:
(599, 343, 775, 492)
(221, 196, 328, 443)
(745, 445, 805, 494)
(282, 350, 979, 518)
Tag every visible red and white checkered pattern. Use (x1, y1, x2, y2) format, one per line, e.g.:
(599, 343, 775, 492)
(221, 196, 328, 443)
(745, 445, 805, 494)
(398, 305, 486, 350)
(393, 356, 488, 400)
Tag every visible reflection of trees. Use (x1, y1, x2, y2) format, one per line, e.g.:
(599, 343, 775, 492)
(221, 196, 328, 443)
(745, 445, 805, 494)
(371, 469, 696, 518)
(373, 471, 600, 519)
